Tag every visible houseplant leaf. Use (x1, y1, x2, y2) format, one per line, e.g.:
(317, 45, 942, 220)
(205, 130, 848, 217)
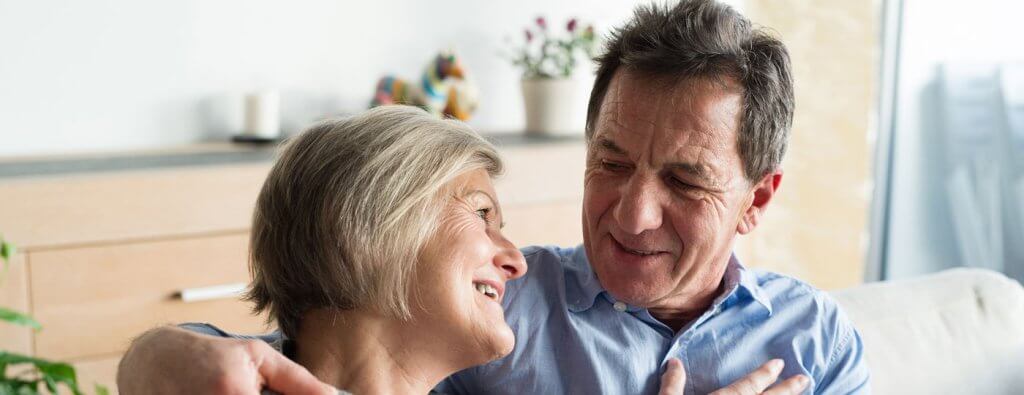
(36, 360, 81, 395)
(0, 352, 83, 395)
(0, 307, 42, 330)
(0, 239, 14, 275)
(0, 240, 14, 263)
(0, 351, 47, 365)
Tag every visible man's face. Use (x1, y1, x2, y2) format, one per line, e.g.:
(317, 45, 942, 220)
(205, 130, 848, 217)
(582, 70, 772, 315)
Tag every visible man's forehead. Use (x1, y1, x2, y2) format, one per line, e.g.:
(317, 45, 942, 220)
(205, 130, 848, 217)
(593, 104, 729, 161)
(600, 74, 739, 131)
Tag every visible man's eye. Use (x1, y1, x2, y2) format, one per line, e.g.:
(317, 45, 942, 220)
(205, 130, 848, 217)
(601, 160, 628, 172)
(668, 177, 697, 190)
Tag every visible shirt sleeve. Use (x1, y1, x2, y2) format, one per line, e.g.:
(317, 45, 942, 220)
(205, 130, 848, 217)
(816, 308, 871, 395)
(178, 322, 283, 344)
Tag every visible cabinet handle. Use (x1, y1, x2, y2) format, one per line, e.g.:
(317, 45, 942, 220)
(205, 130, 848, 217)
(177, 282, 247, 303)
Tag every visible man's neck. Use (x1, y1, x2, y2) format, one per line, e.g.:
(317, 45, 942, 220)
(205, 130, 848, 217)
(647, 277, 728, 332)
(293, 309, 452, 395)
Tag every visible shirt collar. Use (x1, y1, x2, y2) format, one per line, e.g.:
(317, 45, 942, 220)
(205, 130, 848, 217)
(564, 251, 772, 315)
(565, 247, 605, 313)
(729, 254, 774, 315)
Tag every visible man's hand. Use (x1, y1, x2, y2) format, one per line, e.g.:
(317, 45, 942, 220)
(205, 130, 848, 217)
(117, 326, 335, 395)
(658, 358, 810, 395)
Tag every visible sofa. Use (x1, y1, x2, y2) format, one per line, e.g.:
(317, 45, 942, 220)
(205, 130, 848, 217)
(832, 268, 1024, 394)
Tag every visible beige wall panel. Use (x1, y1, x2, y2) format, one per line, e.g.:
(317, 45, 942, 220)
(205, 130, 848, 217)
(0, 163, 271, 249)
(0, 252, 32, 355)
(30, 233, 269, 361)
(503, 200, 584, 249)
(738, 1, 877, 290)
(495, 142, 587, 206)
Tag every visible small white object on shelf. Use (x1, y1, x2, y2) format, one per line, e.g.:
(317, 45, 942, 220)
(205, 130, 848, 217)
(243, 90, 281, 139)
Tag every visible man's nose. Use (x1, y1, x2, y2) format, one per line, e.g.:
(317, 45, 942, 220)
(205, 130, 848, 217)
(613, 176, 663, 235)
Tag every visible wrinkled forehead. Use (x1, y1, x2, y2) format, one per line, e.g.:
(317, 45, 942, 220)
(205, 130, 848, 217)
(596, 73, 742, 154)
(445, 168, 499, 203)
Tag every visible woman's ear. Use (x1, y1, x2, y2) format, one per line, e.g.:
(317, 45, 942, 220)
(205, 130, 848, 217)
(737, 170, 783, 235)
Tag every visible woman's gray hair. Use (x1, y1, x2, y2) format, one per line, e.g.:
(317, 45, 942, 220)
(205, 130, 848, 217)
(245, 105, 503, 339)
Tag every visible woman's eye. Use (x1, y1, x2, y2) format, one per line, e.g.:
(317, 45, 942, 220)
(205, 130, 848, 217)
(475, 207, 492, 224)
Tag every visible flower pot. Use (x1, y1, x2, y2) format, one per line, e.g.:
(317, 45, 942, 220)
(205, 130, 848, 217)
(521, 78, 587, 136)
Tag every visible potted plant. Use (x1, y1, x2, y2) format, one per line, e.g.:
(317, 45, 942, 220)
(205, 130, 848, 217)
(0, 236, 107, 394)
(508, 17, 597, 135)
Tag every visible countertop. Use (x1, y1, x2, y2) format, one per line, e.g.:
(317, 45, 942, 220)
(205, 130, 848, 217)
(0, 133, 584, 179)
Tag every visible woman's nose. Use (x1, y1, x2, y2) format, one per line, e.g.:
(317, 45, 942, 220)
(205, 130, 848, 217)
(495, 237, 527, 280)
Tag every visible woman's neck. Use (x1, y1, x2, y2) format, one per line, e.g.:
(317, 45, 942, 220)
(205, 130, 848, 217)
(293, 309, 454, 395)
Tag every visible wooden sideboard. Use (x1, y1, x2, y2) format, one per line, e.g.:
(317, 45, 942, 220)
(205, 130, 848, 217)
(0, 138, 586, 393)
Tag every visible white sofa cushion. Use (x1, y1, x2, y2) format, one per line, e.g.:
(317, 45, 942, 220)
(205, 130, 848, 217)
(831, 268, 1024, 394)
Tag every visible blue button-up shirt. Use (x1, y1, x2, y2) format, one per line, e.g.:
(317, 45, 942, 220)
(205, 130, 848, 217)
(439, 245, 870, 394)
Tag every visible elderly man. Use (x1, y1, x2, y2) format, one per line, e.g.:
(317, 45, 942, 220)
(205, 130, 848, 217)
(119, 1, 869, 393)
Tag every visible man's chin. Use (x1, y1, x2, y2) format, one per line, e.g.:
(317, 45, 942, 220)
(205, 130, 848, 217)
(596, 271, 663, 306)
(593, 254, 671, 300)
(612, 290, 660, 307)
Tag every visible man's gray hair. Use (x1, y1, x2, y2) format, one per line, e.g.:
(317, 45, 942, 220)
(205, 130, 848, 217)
(586, 0, 794, 181)
(245, 105, 502, 339)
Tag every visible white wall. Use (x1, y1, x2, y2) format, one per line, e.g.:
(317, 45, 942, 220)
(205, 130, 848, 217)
(885, 0, 1024, 279)
(0, 0, 646, 157)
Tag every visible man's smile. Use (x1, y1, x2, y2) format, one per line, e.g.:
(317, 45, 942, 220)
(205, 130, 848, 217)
(609, 235, 672, 265)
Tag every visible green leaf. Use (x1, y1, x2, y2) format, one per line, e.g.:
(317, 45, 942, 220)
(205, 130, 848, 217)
(37, 361, 77, 384)
(17, 382, 40, 395)
(1, 240, 15, 263)
(95, 383, 111, 395)
(37, 361, 81, 395)
(0, 379, 43, 395)
(0, 352, 84, 395)
(0, 307, 42, 330)
(0, 351, 48, 365)
(43, 375, 59, 394)
(1, 241, 11, 276)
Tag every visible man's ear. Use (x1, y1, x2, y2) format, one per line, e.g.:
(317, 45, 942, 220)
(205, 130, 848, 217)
(737, 170, 783, 235)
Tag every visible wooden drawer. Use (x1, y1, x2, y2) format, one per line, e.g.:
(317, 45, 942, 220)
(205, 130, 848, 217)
(30, 233, 270, 361)
(54, 356, 121, 395)
(0, 163, 270, 249)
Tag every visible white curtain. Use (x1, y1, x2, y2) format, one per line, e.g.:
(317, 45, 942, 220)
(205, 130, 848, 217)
(874, 0, 1024, 281)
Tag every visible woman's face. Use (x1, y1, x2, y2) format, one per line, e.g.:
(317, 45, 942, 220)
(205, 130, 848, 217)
(414, 168, 527, 366)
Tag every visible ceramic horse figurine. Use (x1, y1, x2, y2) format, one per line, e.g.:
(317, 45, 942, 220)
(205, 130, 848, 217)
(372, 51, 479, 120)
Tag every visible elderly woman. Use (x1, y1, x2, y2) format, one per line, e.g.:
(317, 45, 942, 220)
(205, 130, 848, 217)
(239, 105, 525, 393)
(118, 106, 802, 395)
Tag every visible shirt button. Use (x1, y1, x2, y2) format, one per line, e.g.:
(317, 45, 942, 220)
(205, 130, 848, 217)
(613, 301, 627, 312)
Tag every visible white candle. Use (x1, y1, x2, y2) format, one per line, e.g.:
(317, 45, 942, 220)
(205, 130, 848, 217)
(244, 90, 280, 139)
